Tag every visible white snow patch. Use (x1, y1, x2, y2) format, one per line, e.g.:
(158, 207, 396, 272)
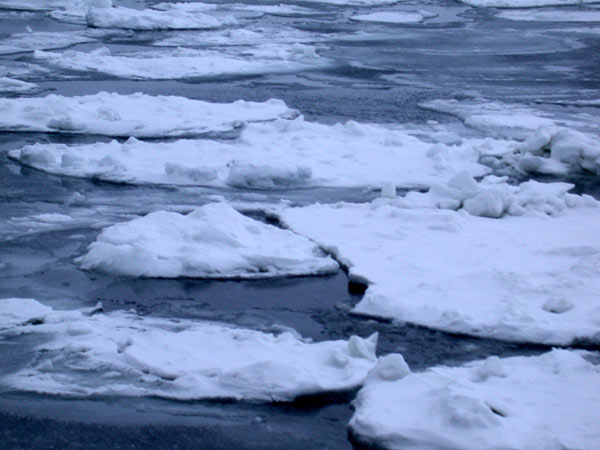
(0, 298, 377, 401)
(350, 11, 433, 24)
(276, 189, 600, 345)
(77, 202, 339, 279)
(33, 44, 326, 80)
(350, 350, 600, 449)
(0, 92, 294, 137)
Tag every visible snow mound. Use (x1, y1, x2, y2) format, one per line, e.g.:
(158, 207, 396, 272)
(394, 170, 589, 217)
(8, 116, 492, 189)
(33, 44, 326, 80)
(77, 202, 339, 279)
(498, 9, 600, 21)
(350, 350, 600, 449)
(0, 31, 94, 55)
(0, 298, 377, 401)
(458, 0, 600, 7)
(86, 6, 228, 30)
(0, 76, 39, 94)
(350, 11, 433, 24)
(0, 298, 53, 330)
(276, 192, 600, 345)
(0, 92, 294, 137)
(502, 126, 600, 176)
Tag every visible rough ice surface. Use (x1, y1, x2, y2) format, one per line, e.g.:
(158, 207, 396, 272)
(8, 116, 494, 189)
(0, 92, 295, 137)
(350, 11, 432, 24)
(0, 31, 94, 55)
(498, 9, 600, 22)
(458, 0, 600, 7)
(86, 6, 228, 30)
(0, 298, 377, 401)
(350, 350, 600, 450)
(77, 202, 339, 279)
(276, 187, 600, 345)
(33, 44, 326, 80)
(502, 126, 600, 176)
(0, 76, 39, 94)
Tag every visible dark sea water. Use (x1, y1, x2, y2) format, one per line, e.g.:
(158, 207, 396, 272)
(1, 0, 599, 448)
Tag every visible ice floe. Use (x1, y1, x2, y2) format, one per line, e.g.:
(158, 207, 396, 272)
(0, 31, 94, 55)
(276, 182, 600, 345)
(350, 350, 600, 449)
(77, 202, 339, 278)
(33, 44, 326, 80)
(350, 11, 435, 24)
(0, 92, 295, 137)
(8, 116, 495, 189)
(86, 6, 229, 30)
(0, 0, 111, 12)
(458, 0, 600, 7)
(0, 298, 377, 401)
(498, 9, 600, 22)
(0, 76, 39, 94)
(153, 2, 320, 17)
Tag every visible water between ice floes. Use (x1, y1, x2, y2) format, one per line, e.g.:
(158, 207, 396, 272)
(1, 0, 599, 448)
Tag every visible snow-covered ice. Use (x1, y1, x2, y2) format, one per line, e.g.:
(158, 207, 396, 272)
(77, 202, 339, 278)
(0, 0, 111, 12)
(0, 298, 377, 401)
(458, 0, 600, 7)
(498, 9, 600, 22)
(350, 350, 600, 449)
(33, 44, 326, 80)
(0, 92, 295, 137)
(86, 6, 228, 30)
(350, 11, 435, 24)
(153, 2, 319, 17)
(0, 76, 39, 94)
(276, 181, 600, 345)
(8, 116, 497, 189)
(0, 31, 94, 56)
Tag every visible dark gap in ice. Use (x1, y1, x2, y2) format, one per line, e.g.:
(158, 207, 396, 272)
(489, 405, 507, 418)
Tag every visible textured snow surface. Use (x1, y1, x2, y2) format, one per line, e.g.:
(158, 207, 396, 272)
(459, 0, 600, 7)
(8, 117, 494, 189)
(0, 31, 94, 55)
(276, 186, 600, 345)
(33, 44, 325, 80)
(86, 6, 227, 30)
(350, 350, 600, 450)
(77, 202, 339, 278)
(0, 76, 39, 94)
(0, 298, 377, 401)
(0, 92, 295, 137)
(350, 11, 431, 23)
(498, 9, 600, 21)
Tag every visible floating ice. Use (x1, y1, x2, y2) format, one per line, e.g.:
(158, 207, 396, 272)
(350, 350, 600, 449)
(0, 0, 111, 12)
(86, 6, 228, 30)
(0, 31, 94, 55)
(77, 202, 339, 279)
(33, 44, 326, 80)
(8, 116, 493, 189)
(0, 76, 39, 94)
(276, 188, 600, 345)
(498, 9, 600, 22)
(153, 2, 320, 17)
(350, 11, 435, 24)
(0, 92, 295, 137)
(0, 298, 377, 401)
(458, 0, 600, 7)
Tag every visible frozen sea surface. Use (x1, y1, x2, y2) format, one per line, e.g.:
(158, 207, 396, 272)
(0, 0, 599, 449)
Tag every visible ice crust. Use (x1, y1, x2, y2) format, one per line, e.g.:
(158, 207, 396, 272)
(276, 183, 600, 345)
(0, 92, 295, 137)
(0, 298, 377, 401)
(33, 44, 325, 80)
(8, 116, 492, 189)
(350, 350, 600, 449)
(459, 0, 600, 7)
(86, 6, 227, 30)
(77, 202, 339, 278)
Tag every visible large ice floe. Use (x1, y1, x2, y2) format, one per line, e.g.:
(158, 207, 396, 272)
(0, 298, 377, 401)
(33, 44, 325, 80)
(349, 350, 600, 449)
(350, 11, 435, 24)
(8, 116, 495, 189)
(77, 202, 339, 278)
(86, 6, 230, 30)
(276, 173, 600, 345)
(498, 9, 600, 22)
(0, 92, 295, 137)
(458, 0, 600, 7)
(0, 76, 39, 94)
(0, 31, 94, 56)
